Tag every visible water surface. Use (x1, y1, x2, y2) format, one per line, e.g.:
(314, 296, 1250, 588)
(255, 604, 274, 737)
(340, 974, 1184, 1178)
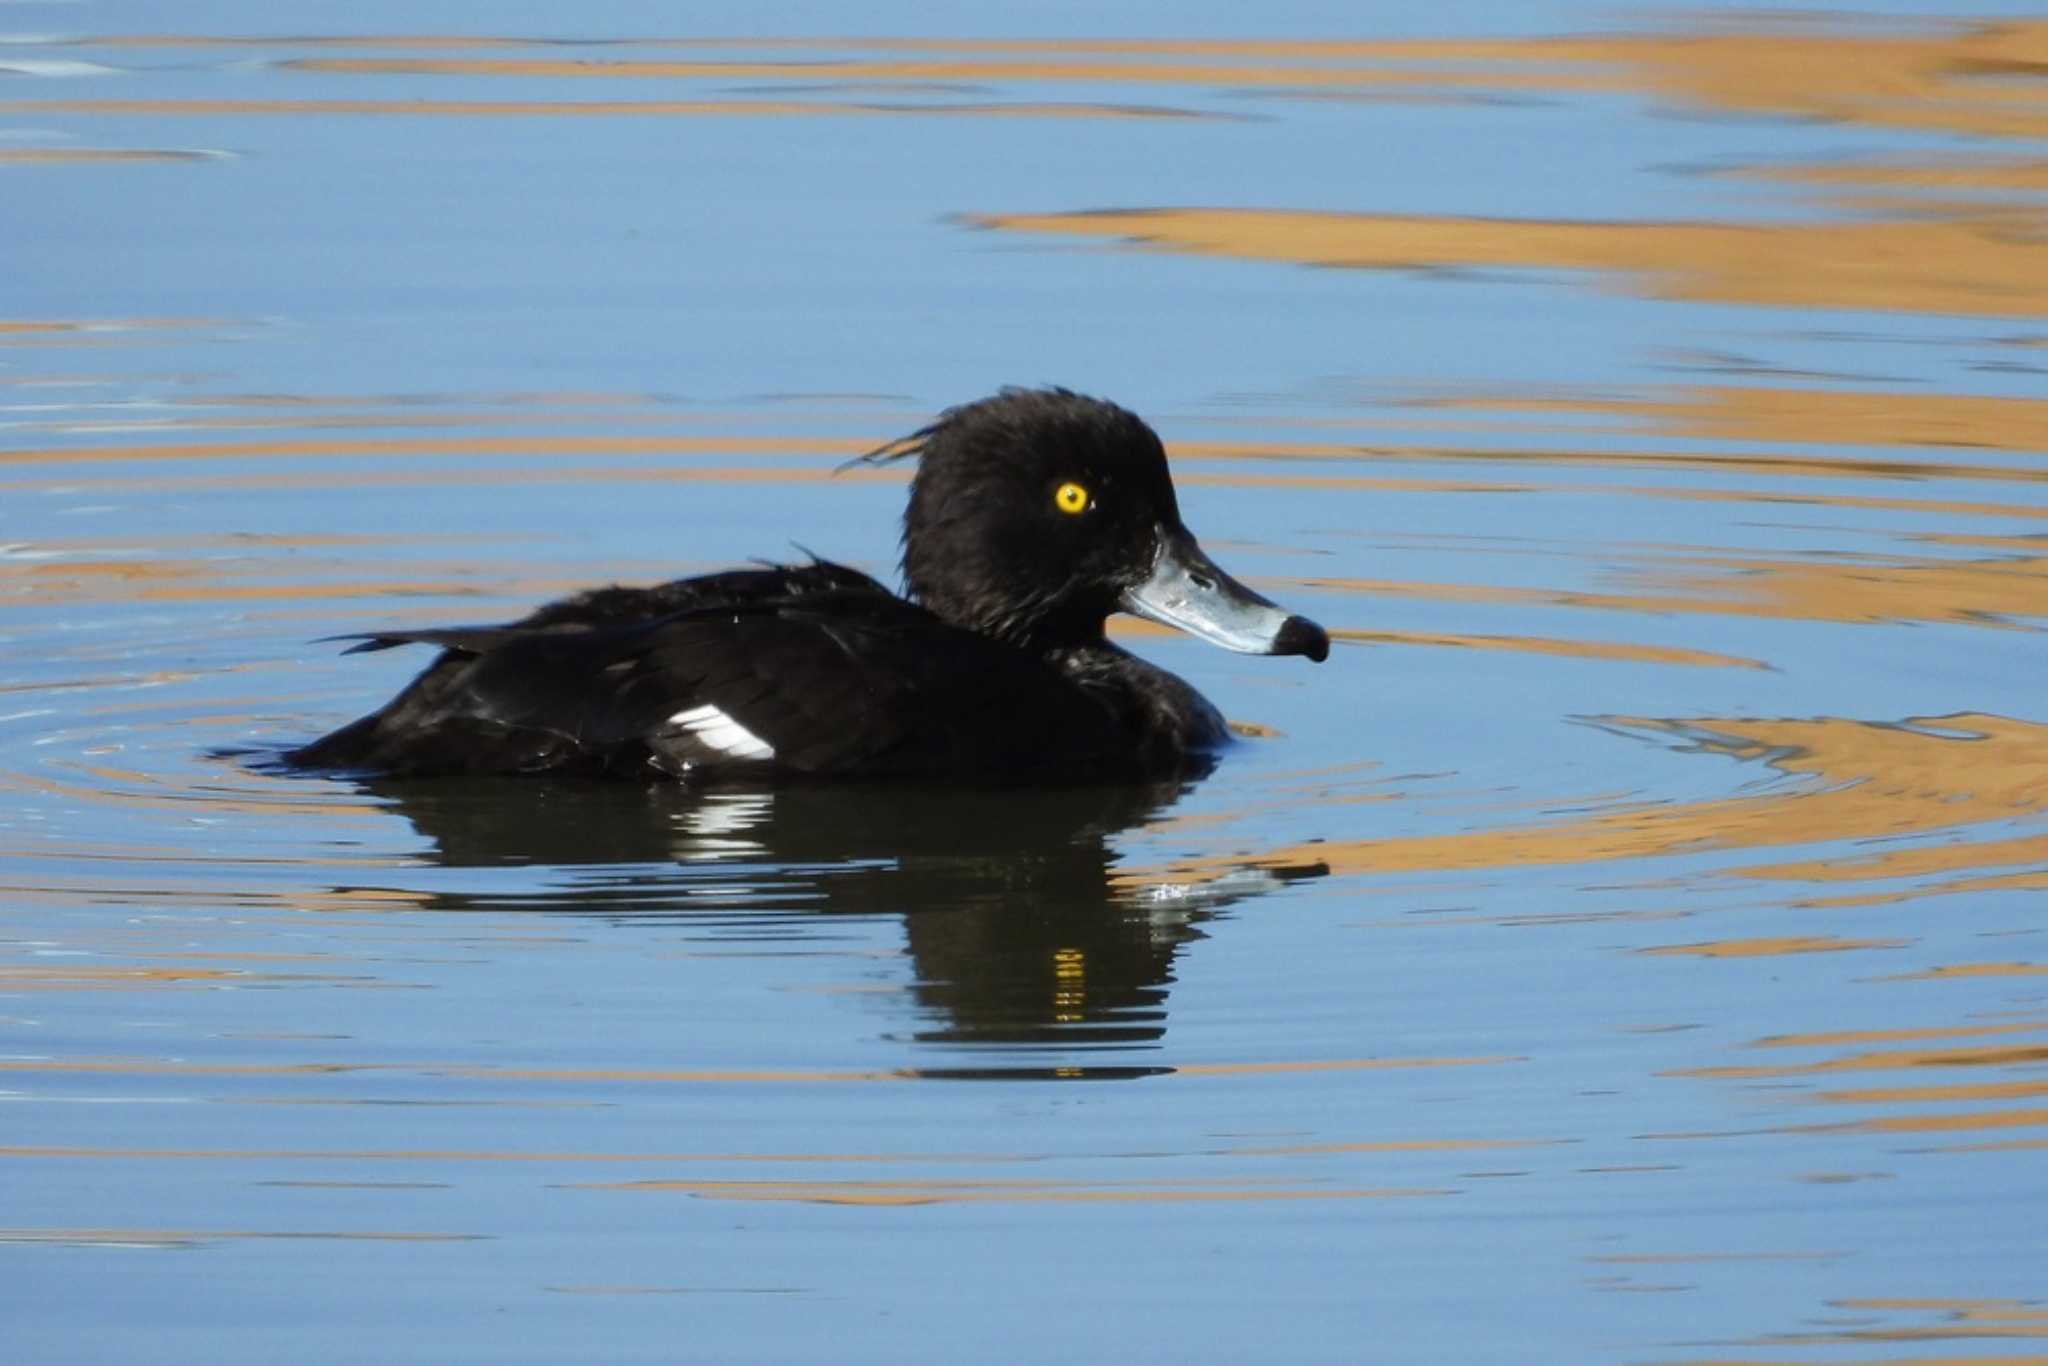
(5, 4, 2047, 1362)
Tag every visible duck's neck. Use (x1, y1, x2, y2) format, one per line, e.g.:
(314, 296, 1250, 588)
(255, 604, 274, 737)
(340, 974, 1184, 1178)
(1051, 640, 1231, 758)
(909, 580, 1114, 658)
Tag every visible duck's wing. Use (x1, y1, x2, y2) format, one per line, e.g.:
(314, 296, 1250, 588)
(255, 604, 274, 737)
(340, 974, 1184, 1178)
(334, 559, 887, 653)
(289, 562, 895, 775)
(611, 595, 1131, 780)
(336, 625, 538, 656)
(290, 566, 1131, 780)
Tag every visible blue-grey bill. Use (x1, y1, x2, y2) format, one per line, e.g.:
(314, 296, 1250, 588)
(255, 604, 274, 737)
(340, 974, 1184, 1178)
(1121, 530, 1329, 661)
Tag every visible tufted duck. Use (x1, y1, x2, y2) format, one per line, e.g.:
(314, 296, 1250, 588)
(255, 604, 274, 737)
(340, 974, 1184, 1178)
(286, 388, 1327, 782)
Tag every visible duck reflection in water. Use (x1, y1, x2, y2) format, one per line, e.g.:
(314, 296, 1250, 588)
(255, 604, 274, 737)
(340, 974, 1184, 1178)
(359, 773, 1326, 1051)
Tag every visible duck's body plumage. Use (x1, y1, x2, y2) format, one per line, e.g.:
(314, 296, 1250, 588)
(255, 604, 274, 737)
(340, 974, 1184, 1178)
(287, 389, 1325, 784)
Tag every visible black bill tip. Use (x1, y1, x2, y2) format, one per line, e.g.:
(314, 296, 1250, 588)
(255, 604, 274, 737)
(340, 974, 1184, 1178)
(1273, 614, 1330, 663)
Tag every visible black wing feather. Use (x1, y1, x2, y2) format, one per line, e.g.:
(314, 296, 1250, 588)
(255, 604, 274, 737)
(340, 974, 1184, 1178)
(577, 595, 1133, 779)
(288, 562, 1134, 781)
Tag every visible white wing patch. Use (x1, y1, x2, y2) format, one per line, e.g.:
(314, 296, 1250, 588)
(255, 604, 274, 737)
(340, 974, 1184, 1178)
(665, 704, 775, 761)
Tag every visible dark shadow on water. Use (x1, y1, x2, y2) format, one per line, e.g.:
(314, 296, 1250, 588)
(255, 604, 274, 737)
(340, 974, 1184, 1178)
(349, 773, 1327, 1050)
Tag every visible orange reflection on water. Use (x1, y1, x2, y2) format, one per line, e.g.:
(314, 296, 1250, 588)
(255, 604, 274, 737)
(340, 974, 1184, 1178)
(973, 206, 2048, 319)
(1669, 1023, 2048, 1145)
(75, 21, 2048, 142)
(1450, 386, 2048, 456)
(1331, 627, 1768, 671)
(1678, 1040, 2048, 1080)
(1879, 963, 2048, 981)
(1822, 1080, 2048, 1105)
(1594, 20, 2048, 141)
(1756, 1023, 2044, 1049)
(1744, 833, 2048, 887)
(1750, 156, 2048, 193)
(1651, 1295, 2048, 1361)
(1302, 544, 2048, 628)
(1144, 713, 2048, 884)
(1735, 833, 2048, 912)
(1638, 936, 1909, 959)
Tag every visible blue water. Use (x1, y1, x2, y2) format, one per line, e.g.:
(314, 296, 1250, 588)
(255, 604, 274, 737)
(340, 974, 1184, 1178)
(5, 3, 2048, 1362)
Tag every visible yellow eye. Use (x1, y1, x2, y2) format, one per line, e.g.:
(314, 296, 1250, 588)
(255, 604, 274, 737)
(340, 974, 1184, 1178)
(1054, 481, 1091, 515)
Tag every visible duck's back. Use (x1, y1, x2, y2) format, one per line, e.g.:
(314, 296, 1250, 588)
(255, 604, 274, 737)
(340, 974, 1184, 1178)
(287, 562, 1153, 782)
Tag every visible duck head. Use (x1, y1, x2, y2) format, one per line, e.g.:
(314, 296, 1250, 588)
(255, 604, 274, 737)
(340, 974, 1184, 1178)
(869, 388, 1329, 661)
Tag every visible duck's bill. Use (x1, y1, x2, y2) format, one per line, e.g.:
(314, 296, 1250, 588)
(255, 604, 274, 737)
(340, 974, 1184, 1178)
(1121, 530, 1329, 662)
